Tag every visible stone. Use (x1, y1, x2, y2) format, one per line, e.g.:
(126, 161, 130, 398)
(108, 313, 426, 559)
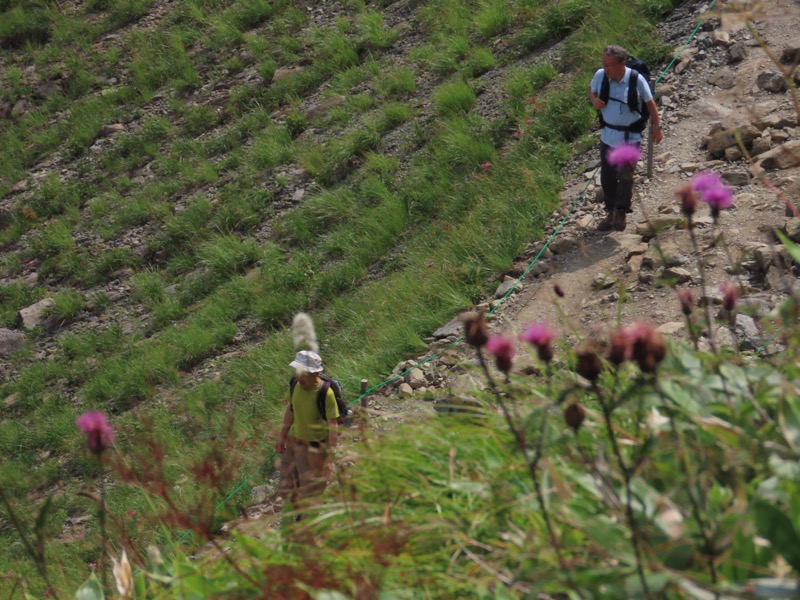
(734, 314, 761, 351)
(305, 95, 346, 121)
(249, 485, 272, 504)
(636, 215, 685, 237)
(0, 328, 26, 357)
(708, 67, 735, 89)
(720, 171, 749, 186)
(593, 272, 616, 290)
(11, 98, 30, 118)
(398, 383, 414, 397)
(548, 236, 577, 255)
(724, 146, 743, 162)
(18, 298, 55, 330)
(663, 267, 692, 283)
(433, 318, 462, 339)
(756, 71, 787, 93)
(751, 137, 772, 156)
(728, 41, 748, 62)
(494, 277, 519, 299)
(577, 215, 596, 230)
(656, 322, 685, 335)
(759, 140, 800, 171)
(738, 297, 772, 318)
(707, 125, 760, 155)
(98, 123, 125, 138)
(405, 368, 426, 390)
(781, 47, 800, 64)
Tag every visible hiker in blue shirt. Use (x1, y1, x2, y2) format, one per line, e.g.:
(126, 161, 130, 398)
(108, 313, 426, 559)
(589, 45, 664, 232)
(275, 350, 339, 519)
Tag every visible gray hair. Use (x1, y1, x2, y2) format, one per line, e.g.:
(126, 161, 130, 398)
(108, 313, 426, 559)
(603, 45, 629, 63)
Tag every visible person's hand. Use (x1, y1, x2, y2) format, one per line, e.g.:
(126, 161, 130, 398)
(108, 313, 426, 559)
(653, 126, 664, 145)
(275, 439, 286, 454)
(589, 92, 606, 110)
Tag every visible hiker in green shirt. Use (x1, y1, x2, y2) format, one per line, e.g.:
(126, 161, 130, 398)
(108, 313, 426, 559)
(275, 350, 339, 518)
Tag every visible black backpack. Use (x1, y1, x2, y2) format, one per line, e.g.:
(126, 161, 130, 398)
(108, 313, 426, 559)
(289, 374, 350, 424)
(598, 57, 652, 135)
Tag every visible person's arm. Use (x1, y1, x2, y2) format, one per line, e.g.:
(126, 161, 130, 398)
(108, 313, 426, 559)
(588, 70, 606, 110)
(326, 418, 338, 450)
(646, 99, 663, 144)
(275, 404, 293, 453)
(589, 86, 606, 110)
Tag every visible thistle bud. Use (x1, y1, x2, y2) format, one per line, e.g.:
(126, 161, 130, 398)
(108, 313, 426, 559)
(608, 328, 631, 366)
(721, 282, 737, 313)
(677, 288, 695, 316)
(564, 402, 586, 432)
(486, 335, 515, 373)
(576, 349, 603, 382)
(676, 184, 696, 217)
(553, 284, 565, 298)
(461, 312, 489, 348)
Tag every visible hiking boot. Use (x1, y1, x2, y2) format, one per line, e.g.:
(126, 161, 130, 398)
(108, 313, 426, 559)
(613, 210, 627, 231)
(596, 212, 615, 232)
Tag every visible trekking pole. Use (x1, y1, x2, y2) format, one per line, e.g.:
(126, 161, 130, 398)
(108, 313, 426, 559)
(647, 75, 655, 179)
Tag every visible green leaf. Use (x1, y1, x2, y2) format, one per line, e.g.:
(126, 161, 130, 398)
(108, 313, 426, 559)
(775, 230, 800, 265)
(73, 574, 104, 600)
(753, 499, 800, 572)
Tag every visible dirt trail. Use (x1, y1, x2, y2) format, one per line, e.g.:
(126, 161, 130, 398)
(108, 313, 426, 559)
(497, 0, 800, 350)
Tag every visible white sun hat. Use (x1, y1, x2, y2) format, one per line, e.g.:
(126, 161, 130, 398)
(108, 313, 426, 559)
(289, 350, 324, 373)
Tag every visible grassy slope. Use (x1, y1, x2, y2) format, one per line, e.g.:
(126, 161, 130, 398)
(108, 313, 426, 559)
(0, 0, 676, 593)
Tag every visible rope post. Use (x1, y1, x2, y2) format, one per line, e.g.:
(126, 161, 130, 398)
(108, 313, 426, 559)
(361, 379, 369, 416)
(647, 76, 655, 179)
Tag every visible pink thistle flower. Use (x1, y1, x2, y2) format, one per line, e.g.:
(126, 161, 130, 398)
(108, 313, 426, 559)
(608, 143, 641, 168)
(691, 171, 723, 194)
(486, 335, 515, 373)
(481, 162, 492, 173)
(700, 184, 734, 211)
(691, 171, 734, 218)
(76, 411, 114, 455)
(520, 322, 556, 363)
(513, 129, 523, 140)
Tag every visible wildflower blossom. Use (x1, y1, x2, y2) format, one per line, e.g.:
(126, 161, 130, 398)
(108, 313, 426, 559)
(691, 171, 734, 218)
(553, 284, 565, 298)
(701, 184, 734, 212)
(486, 335, 515, 373)
(520, 322, 555, 363)
(691, 171, 723, 194)
(76, 411, 114, 454)
(481, 162, 492, 174)
(608, 143, 641, 168)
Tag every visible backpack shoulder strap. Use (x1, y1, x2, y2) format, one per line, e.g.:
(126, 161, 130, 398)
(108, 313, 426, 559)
(316, 379, 332, 420)
(599, 73, 610, 103)
(627, 70, 641, 114)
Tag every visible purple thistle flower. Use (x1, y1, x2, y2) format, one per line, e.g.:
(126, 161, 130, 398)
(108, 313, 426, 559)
(607, 143, 641, 168)
(700, 184, 734, 211)
(76, 411, 114, 455)
(485, 335, 515, 373)
(520, 323, 556, 363)
(690, 171, 723, 194)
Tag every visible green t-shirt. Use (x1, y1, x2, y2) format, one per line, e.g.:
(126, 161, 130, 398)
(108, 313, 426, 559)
(289, 380, 339, 442)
